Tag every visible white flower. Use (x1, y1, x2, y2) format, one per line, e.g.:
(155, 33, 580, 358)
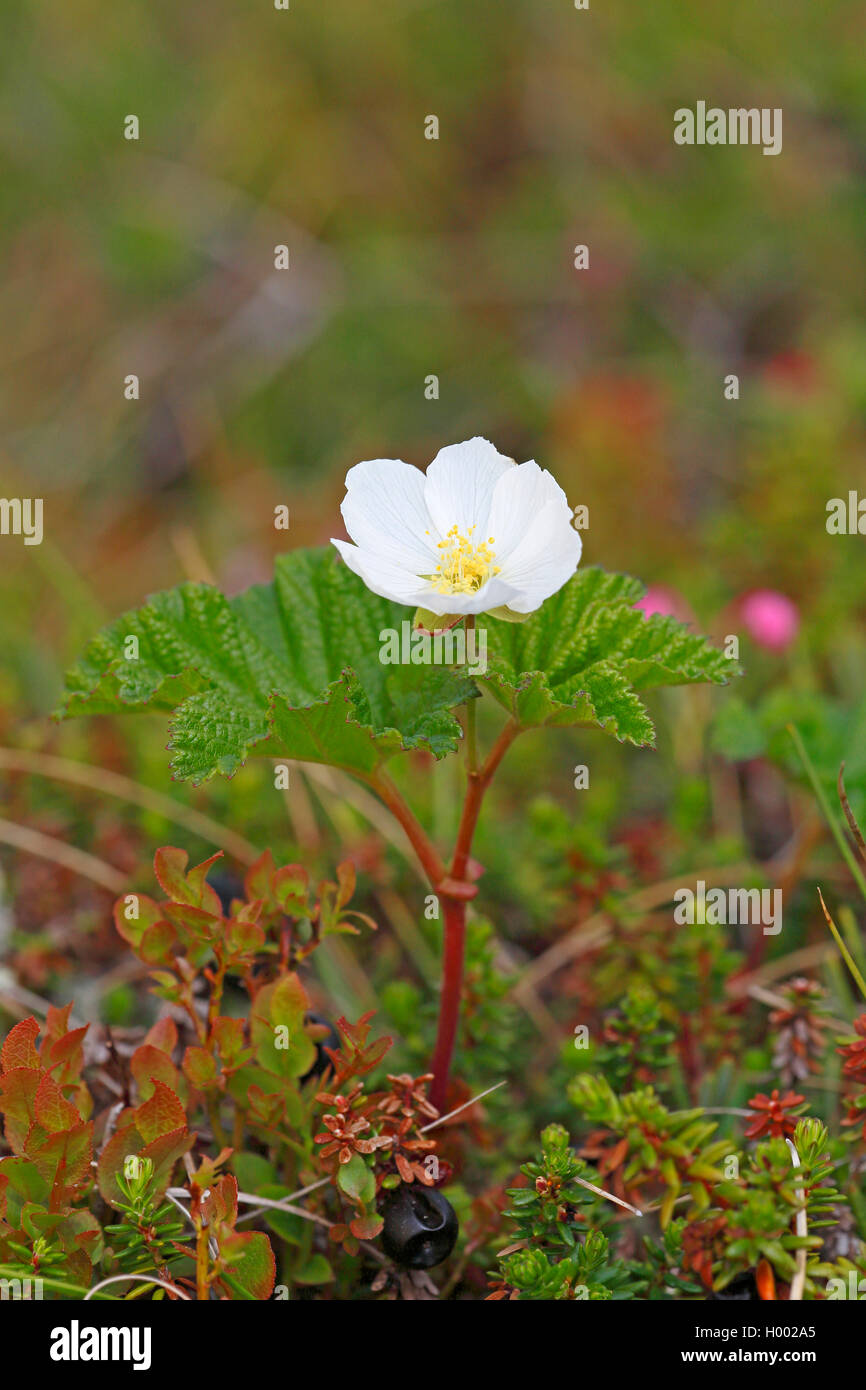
(331, 437, 582, 620)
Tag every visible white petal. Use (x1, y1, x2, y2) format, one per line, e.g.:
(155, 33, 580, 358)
(341, 458, 440, 571)
(485, 460, 570, 563)
(331, 539, 434, 607)
(497, 501, 582, 613)
(421, 575, 522, 616)
(333, 540, 521, 616)
(423, 437, 515, 537)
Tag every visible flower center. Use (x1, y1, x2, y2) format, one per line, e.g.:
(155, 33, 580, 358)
(428, 525, 500, 595)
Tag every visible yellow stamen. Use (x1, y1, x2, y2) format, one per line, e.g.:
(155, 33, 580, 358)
(428, 525, 501, 595)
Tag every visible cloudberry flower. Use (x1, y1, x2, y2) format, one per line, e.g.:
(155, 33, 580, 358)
(331, 437, 581, 620)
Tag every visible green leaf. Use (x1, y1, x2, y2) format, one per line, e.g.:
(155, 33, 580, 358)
(337, 1153, 376, 1204)
(231, 1152, 276, 1194)
(295, 1253, 334, 1285)
(219, 1230, 276, 1300)
(58, 547, 474, 785)
(479, 567, 738, 745)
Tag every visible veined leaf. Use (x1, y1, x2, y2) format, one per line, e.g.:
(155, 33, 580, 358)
(478, 567, 738, 745)
(58, 548, 474, 785)
(59, 552, 737, 777)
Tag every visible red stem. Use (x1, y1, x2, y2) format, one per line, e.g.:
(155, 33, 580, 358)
(371, 769, 447, 886)
(429, 896, 467, 1111)
(429, 718, 519, 1112)
(371, 719, 520, 1112)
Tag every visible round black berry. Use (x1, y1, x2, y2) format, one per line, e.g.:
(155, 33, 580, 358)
(380, 1185, 458, 1269)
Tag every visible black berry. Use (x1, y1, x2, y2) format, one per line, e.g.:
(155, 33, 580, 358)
(380, 1185, 458, 1269)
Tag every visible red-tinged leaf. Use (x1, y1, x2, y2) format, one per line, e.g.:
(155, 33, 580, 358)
(31, 1121, 93, 1203)
(22, 1205, 67, 1240)
(208, 1173, 238, 1226)
(273, 864, 310, 915)
(335, 860, 356, 910)
(145, 1017, 178, 1054)
(245, 1085, 286, 1131)
(97, 1123, 143, 1206)
(40, 1003, 73, 1052)
(244, 850, 276, 904)
(72, 1080, 93, 1123)
(113, 892, 164, 949)
(349, 1212, 384, 1240)
(142, 1127, 194, 1195)
(63, 1244, 94, 1290)
(42, 1026, 89, 1087)
(224, 917, 266, 957)
(0, 1068, 41, 1152)
(183, 1046, 218, 1089)
(189, 1149, 232, 1191)
(33, 1073, 78, 1133)
(234, 898, 263, 925)
(212, 1018, 248, 1069)
(153, 846, 195, 902)
(139, 919, 177, 966)
(338, 910, 378, 934)
(63, 1208, 102, 1259)
(131, 1044, 181, 1101)
(361, 1037, 392, 1070)
(0, 1171, 7, 1220)
(161, 901, 220, 946)
(134, 1079, 187, 1143)
(184, 851, 225, 914)
(98, 1119, 192, 1208)
(0, 1155, 50, 1208)
(219, 1229, 276, 1300)
(1, 1017, 40, 1073)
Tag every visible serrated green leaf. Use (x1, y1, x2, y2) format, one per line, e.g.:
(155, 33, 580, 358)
(58, 548, 474, 785)
(478, 567, 738, 744)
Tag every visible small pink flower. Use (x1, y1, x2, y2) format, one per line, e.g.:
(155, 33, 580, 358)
(740, 589, 799, 652)
(634, 586, 689, 622)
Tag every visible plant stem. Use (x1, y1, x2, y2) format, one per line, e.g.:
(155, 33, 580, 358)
(429, 895, 468, 1112)
(195, 1220, 210, 1301)
(464, 618, 478, 776)
(371, 714, 520, 1111)
(430, 718, 520, 1111)
(369, 770, 447, 886)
